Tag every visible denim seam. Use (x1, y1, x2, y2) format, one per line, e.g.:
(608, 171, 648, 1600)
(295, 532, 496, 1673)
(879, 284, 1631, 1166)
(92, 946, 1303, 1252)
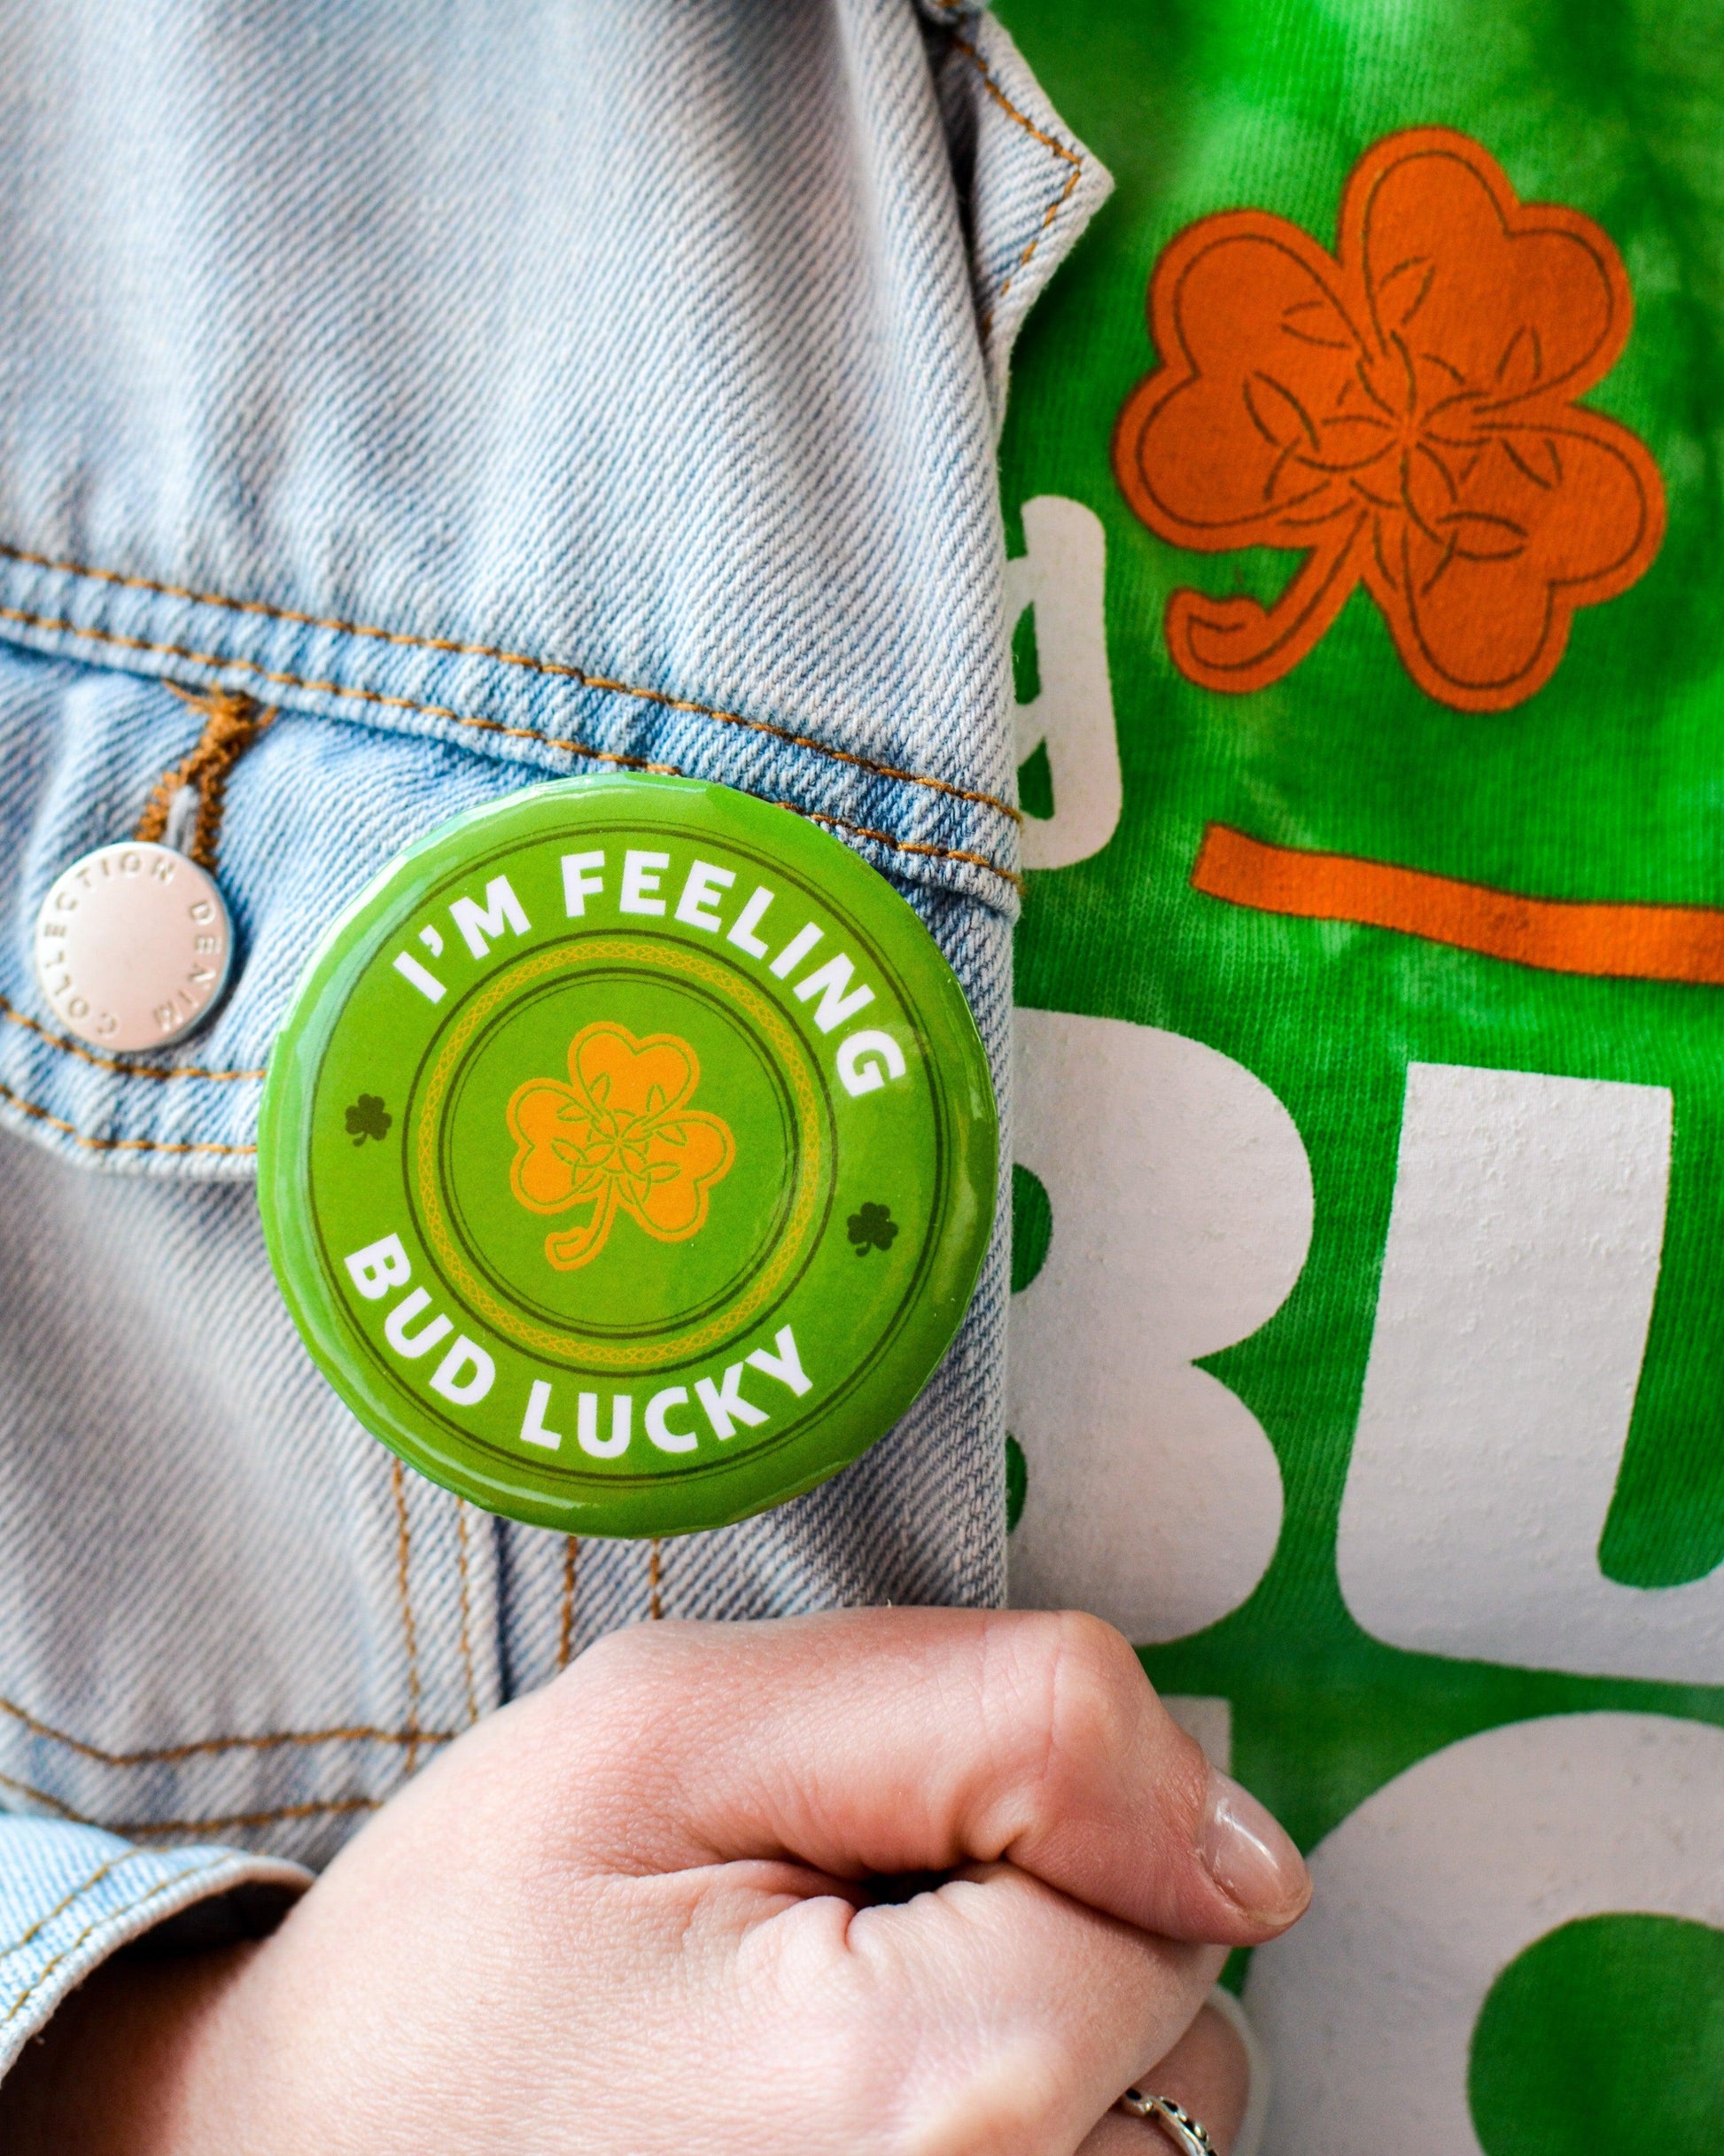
(0, 604, 1022, 891)
(2, 783, 1014, 1118)
(454, 1503, 478, 1730)
(0, 1763, 387, 1836)
(115, 1797, 379, 1837)
(556, 1539, 579, 1670)
(796, 807, 1021, 889)
(0, 1857, 231, 2032)
(392, 1461, 424, 1776)
(0, 555, 1023, 824)
(0, 1077, 257, 1156)
(0, 994, 267, 1081)
(0, 1766, 82, 1821)
(0, 1851, 150, 1972)
(0, 1690, 452, 1764)
(950, 30, 1085, 334)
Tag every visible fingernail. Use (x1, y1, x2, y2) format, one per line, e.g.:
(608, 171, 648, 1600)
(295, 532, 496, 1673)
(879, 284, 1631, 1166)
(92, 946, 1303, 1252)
(1198, 1768, 1311, 1923)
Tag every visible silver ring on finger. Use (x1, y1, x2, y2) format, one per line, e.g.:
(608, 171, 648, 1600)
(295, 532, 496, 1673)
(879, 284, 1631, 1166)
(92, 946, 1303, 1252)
(1114, 2089, 1217, 2154)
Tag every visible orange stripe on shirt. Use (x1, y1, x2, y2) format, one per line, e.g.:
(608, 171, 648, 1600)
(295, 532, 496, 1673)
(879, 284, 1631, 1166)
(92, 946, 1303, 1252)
(1192, 824, 1724, 985)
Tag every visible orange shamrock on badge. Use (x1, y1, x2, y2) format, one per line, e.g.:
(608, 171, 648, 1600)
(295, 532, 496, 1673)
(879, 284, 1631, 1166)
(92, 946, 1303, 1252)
(1113, 128, 1666, 712)
(508, 1022, 735, 1272)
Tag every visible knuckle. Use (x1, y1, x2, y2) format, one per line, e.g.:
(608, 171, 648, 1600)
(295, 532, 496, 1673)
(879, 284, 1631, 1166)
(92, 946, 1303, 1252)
(967, 1611, 1147, 1832)
(562, 1615, 700, 1695)
(982, 1612, 1210, 1841)
(568, 1618, 658, 1685)
(1032, 1609, 1145, 1756)
(895, 2043, 1069, 2156)
(546, 1622, 687, 1749)
(815, 2021, 1060, 2156)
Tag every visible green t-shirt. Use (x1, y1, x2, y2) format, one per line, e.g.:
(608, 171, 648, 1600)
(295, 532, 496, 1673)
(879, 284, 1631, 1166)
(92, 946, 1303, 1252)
(992, 4, 1724, 2148)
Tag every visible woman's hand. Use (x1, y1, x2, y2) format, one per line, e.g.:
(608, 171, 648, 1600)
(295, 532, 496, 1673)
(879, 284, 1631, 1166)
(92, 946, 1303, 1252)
(2, 1608, 1308, 2154)
(1079, 1999, 1254, 2154)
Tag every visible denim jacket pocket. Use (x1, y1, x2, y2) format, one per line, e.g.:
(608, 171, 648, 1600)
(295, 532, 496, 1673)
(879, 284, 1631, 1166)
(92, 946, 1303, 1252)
(0, 0, 1114, 1164)
(0, 651, 1022, 1169)
(0, 0, 1111, 1873)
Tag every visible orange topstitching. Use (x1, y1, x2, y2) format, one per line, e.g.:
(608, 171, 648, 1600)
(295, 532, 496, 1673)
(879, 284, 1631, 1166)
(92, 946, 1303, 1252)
(0, 548, 1021, 824)
(948, 32, 1084, 336)
(2, 1858, 233, 2029)
(0, 1845, 165, 1992)
(0, 1688, 451, 1766)
(557, 1538, 579, 1671)
(0, 1850, 148, 1970)
(392, 1459, 424, 1777)
(454, 1502, 479, 1731)
(2, 849, 1010, 1147)
(0, 601, 1019, 895)
(136, 688, 275, 874)
(117, 1794, 380, 1838)
(0, 1076, 256, 1156)
(0, 1763, 381, 1837)
(0, 992, 266, 1081)
(1, 721, 1016, 1118)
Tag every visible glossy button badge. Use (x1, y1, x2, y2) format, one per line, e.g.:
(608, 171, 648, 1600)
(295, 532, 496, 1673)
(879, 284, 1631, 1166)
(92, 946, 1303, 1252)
(260, 774, 997, 1538)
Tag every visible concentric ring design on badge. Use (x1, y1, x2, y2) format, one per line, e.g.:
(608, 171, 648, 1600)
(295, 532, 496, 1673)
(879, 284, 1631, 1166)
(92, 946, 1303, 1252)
(408, 936, 831, 1372)
(258, 774, 998, 1540)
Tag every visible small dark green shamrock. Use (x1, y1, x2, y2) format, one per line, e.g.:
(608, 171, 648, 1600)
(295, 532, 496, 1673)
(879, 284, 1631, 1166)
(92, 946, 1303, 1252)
(847, 1201, 898, 1257)
(346, 1094, 392, 1146)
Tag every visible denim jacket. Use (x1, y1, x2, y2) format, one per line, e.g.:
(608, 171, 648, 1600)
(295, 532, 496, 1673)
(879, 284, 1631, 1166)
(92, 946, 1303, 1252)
(0, 0, 1109, 2064)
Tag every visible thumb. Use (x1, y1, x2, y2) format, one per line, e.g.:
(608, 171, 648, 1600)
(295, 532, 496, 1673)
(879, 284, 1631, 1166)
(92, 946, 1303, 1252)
(547, 1607, 1310, 1947)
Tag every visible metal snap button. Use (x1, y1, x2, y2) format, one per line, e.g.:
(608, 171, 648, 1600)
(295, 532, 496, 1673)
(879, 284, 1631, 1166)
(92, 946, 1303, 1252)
(34, 840, 235, 1052)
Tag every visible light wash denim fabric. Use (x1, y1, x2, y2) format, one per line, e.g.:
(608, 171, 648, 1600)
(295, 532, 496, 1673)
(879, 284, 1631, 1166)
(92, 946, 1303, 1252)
(0, 0, 1109, 2070)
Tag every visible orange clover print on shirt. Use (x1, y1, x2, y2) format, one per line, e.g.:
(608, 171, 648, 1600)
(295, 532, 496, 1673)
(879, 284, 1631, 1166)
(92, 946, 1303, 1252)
(507, 1021, 735, 1272)
(1112, 128, 1666, 712)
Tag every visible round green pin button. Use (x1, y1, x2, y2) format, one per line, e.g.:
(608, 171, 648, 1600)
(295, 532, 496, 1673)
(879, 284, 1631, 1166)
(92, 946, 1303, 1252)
(259, 774, 998, 1538)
